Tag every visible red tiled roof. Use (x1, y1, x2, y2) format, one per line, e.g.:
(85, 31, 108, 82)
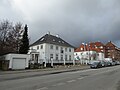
(94, 42, 104, 47)
(75, 42, 104, 53)
(75, 47, 81, 52)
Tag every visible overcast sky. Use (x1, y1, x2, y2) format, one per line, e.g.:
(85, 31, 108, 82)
(0, 0, 120, 47)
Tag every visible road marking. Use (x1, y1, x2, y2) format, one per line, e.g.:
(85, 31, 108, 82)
(57, 82, 65, 86)
(52, 84, 57, 87)
(36, 87, 48, 90)
(67, 80, 76, 83)
(52, 82, 65, 87)
(77, 77, 84, 80)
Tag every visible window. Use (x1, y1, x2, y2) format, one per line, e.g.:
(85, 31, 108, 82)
(86, 52, 88, 55)
(81, 53, 83, 55)
(56, 46, 59, 50)
(41, 45, 43, 49)
(69, 48, 71, 52)
(53, 39, 55, 42)
(50, 54, 53, 59)
(32, 54, 34, 60)
(65, 55, 67, 61)
(81, 48, 83, 50)
(101, 50, 103, 52)
(35, 54, 39, 63)
(37, 46, 39, 50)
(31, 47, 33, 50)
(108, 50, 110, 52)
(50, 45, 53, 49)
(56, 54, 58, 60)
(61, 47, 64, 53)
(65, 48, 67, 52)
(69, 55, 71, 60)
(61, 55, 63, 61)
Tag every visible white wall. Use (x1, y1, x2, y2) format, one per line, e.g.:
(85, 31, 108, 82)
(29, 43, 74, 65)
(2, 54, 30, 69)
(97, 53, 104, 60)
(74, 51, 98, 64)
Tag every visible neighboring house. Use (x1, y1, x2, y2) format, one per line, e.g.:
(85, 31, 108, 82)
(105, 41, 120, 61)
(89, 42, 106, 55)
(74, 42, 105, 64)
(0, 53, 30, 70)
(28, 33, 75, 67)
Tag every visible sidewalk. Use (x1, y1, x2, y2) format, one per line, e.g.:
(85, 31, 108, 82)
(0, 65, 89, 75)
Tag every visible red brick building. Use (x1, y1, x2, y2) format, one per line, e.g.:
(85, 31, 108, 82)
(105, 41, 120, 60)
(75, 41, 120, 61)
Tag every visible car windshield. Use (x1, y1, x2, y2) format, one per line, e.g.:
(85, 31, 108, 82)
(92, 62, 99, 65)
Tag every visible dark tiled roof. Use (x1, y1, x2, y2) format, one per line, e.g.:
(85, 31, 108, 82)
(106, 41, 116, 47)
(30, 34, 74, 48)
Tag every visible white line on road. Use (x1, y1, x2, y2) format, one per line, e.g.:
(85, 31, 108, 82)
(77, 77, 84, 80)
(52, 84, 57, 87)
(36, 87, 48, 90)
(52, 82, 66, 87)
(67, 80, 76, 83)
(57, 82, 65, 86)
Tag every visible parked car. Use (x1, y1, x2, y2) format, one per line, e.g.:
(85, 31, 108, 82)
(90, 61, 102, 68)
(111, 61, 116, 66)
(106, 61, 112, 66)
(113, 61, 120, 65)
(103, 61, 108, 67)
(99, 61, 105, 67)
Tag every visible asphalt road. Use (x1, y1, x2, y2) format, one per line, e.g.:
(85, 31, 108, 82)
(0, 65, 120, 90)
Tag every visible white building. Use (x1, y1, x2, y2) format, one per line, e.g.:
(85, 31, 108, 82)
(74, 51, 97, 64)
(0, 53, 30, 70)
(74, 42, 105, 64)
(28, 33, 74, 67)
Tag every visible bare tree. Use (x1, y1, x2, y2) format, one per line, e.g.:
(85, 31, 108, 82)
(0, 20, 13, 55)
(8, 22, 23, 53)
(0, 20, 23, 55)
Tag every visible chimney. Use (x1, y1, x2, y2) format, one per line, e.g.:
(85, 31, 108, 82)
(47, 31, 50, 35)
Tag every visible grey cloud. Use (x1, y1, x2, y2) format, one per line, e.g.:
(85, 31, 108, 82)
(1, 0, 120, 47)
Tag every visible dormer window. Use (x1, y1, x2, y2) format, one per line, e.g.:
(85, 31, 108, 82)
(40, 38, 44, 41)
(53, 39, 55, 41)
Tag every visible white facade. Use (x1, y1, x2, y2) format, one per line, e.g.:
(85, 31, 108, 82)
(28, 43, 74, 67)
(97, 52, 105, 60)
(74, 51, 104, 64)
(0, 54, 30, 69)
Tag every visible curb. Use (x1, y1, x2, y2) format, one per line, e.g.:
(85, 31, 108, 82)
(0, 67, 89, 82)
(0, 66, 89, 75)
